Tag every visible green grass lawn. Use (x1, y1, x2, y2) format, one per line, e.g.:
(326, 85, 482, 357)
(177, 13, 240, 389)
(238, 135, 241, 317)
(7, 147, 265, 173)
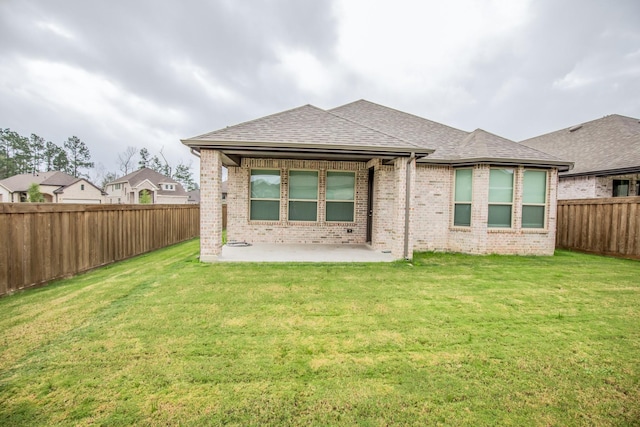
(1, 240, 639, 426)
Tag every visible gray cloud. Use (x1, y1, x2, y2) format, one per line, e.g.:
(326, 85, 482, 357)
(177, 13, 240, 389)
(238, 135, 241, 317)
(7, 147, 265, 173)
(0, 0, 638, 181)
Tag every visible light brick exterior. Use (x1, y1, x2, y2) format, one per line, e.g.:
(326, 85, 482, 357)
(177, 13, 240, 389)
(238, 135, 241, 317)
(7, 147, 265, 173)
(200, 149, 223, 261)
(227, 159, 370, 245)
(202, 149, 561, 259)
(559, 174, 640, 199)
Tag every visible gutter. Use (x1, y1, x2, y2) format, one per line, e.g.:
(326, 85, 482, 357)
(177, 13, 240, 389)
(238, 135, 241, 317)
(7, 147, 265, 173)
(403, 152, 416, 260)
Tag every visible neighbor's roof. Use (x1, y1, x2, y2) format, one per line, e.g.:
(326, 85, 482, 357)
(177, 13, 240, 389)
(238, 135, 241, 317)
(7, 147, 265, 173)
(183, 99, 571, 169)
(521, 114, 640, 176)
(0, 171, 76, 192)
(109, 167, 187, 196)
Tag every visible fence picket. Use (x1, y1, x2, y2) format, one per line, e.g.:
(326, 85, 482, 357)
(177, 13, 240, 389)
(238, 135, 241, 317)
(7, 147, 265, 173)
(557, 197, 640, 259)
(0, 204, 200, 296)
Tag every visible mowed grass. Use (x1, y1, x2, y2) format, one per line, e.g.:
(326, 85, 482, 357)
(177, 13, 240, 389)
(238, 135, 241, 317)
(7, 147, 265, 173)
(0, 240, 639, 426)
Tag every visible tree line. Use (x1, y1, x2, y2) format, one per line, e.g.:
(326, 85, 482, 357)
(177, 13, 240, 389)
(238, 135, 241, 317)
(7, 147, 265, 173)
(0, 128, 197, 191)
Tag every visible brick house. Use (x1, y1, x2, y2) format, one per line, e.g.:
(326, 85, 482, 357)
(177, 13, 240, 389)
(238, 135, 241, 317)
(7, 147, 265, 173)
(182, 100, 572, 261)
(521, 114, 640, 199)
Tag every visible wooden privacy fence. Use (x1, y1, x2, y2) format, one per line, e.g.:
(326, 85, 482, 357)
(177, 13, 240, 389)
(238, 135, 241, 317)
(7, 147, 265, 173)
(556, 197, 640, 259)
(0, 204, 200, 296)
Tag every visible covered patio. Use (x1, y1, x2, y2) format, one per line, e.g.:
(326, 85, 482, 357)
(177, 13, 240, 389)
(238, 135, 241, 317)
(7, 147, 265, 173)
(214, 243, 395, 262)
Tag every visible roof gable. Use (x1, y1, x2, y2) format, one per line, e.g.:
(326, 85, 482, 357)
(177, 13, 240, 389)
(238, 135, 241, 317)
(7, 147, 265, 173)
(109, 168, 187, 196)
(112, 167, 180, 187)
(521, 114, 640, 176)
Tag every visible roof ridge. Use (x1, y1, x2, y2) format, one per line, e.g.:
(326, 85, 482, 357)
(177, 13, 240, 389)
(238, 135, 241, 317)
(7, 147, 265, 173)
(331, 99, 469, 135)
(325, 107, 425, 150)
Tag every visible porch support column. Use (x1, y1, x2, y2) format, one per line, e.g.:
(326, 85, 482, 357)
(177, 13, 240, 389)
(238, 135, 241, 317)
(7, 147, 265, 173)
(391, 156, 415, 260)
(200, 149, 223, 262)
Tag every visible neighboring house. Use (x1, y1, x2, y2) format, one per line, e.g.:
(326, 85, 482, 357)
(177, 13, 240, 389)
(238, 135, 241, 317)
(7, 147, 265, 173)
(187, 189, 201, 204)
(182, 100, 572, 261)
(521, 114, 640, 199)
(0, 171, 106, 203)
(105, 167, 188, 204)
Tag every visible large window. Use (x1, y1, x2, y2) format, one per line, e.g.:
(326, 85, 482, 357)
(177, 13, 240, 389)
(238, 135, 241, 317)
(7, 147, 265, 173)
(488, 169, 513, 228)
(250, 169, 280, 220)
(522, 170, 547, 228)
(288, 170, 318, 221)
(326, 171, 355, 222)
(613, 179, 629, 197)
(453, 169, 472, 226)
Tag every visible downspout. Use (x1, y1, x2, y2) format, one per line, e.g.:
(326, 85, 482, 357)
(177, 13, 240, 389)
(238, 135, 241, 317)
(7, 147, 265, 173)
(190, 148, 201, 158)
(403, 152, 415, 260)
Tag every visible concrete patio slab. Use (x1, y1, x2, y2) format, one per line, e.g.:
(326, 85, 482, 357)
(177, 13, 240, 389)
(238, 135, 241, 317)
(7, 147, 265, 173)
(215, 243, 396, 262)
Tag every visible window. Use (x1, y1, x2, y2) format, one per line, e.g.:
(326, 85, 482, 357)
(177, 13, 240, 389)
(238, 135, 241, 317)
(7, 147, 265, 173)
(488, 169, 513, 228)
(453, 169, 472, 226)
(636, 181, 640, 196)
(113, 183, 121, 190)
(522, 170, 547, 228)
(613, 179, 629, 197)
(250, 169, 280, 220)
(326, 171, 355, 222)
(288, 170, 318, 221)
(80, 184, 85, 191)
(164, 184, 175, 191)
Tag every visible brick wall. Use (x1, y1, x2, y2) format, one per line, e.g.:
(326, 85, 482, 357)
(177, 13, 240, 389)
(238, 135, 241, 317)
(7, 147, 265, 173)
(413, 165, 558, 255)
(203, 149, 560, 259)
(227, 158, 370, 246)
(200, 149, 222, 261)
(558, 173, 640, 199)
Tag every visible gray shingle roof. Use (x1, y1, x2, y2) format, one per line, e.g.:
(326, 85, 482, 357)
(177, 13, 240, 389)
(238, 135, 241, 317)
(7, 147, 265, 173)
(520, 114, 640, 176)
(330, 100, 568, 166)
(110, 167, 187, 196)
(186, 104, 427, 152)
(183, 99, 571, 168)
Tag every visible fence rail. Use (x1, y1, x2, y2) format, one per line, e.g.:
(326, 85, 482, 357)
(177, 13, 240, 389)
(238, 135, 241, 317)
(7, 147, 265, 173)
(0, 204, 200, 296)
(556, 197, 640, 259)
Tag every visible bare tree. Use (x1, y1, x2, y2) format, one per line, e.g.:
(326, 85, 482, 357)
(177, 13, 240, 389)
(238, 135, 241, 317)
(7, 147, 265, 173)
(117, 146, 137, 176)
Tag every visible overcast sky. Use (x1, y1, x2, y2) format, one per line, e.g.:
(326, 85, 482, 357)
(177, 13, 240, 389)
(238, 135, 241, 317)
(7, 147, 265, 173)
(1, 0, 639, 182)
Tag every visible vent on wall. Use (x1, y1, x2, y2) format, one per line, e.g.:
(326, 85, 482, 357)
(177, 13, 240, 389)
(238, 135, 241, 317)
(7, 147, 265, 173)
(568, 125, 583, 132)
